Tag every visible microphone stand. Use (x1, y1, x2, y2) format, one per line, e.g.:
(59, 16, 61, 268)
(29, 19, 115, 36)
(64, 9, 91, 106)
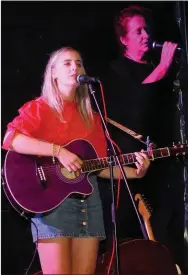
(88, 83, 148, 275)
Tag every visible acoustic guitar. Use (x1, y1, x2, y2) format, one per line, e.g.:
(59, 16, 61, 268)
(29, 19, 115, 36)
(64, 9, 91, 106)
(135, 193, 181, 274)
(2, 139, 188, 214)
(96, 193, 181, 274)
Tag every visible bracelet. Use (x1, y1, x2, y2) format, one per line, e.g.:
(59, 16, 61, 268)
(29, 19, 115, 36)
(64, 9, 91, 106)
(52, 143, 61, 163)
(52, 143, 56, 163)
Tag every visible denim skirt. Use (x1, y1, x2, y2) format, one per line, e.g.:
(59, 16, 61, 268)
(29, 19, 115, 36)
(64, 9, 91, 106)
(31, 175, 106, 242)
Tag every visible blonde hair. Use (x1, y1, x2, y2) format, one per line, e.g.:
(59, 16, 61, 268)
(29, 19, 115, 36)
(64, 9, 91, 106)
(41, 47, 94, 129)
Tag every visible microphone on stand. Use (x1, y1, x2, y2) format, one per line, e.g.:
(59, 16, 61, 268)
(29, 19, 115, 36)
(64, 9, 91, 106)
(152, 41, 182, 51)
(77, 74, 101, 84)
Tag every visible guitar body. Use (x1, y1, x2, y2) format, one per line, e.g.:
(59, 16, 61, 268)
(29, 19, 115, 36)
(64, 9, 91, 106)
(96, 239, 178, 274)
(2, 139, 97, 213)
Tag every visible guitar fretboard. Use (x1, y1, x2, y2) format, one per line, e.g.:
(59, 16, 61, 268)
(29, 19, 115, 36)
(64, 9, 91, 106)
(81, 147, 170, 173)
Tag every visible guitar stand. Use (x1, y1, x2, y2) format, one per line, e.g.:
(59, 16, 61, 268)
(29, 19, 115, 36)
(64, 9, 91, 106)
(88, 83, 149, 275)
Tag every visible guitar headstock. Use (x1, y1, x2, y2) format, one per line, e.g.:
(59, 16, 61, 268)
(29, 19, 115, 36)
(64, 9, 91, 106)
(169, 142, 188, 157)
(135, 193, 152, 221)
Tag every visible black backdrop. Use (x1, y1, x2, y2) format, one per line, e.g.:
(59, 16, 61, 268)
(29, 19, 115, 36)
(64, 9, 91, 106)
(1, 1, 183, 274)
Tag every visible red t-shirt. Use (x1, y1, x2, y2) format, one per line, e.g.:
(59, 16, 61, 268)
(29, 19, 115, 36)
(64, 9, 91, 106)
(2, 97, 107, 158)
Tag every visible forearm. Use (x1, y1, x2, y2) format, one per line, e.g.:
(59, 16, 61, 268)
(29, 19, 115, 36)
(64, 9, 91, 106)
(98, 166, 140, 179)
(4, 132, 54, 157)
(142, 64, 168, 84)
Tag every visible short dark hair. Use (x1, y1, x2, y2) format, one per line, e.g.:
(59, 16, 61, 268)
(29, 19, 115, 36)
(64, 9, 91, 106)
(115, 5, 152, 46)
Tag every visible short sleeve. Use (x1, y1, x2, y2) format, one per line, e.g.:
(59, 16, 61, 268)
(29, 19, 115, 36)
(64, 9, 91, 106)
(2, 98, 45, 150)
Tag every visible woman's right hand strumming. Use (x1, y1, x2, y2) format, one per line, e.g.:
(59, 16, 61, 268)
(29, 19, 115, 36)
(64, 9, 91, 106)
(57, 147, 83, 173)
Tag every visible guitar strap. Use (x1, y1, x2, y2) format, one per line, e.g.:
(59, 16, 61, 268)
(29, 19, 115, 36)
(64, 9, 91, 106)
(106, 117, 147, 145)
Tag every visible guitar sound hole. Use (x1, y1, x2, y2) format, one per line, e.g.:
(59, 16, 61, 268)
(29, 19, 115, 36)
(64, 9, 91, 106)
(60, 167, 81, 180)
(56, 166, 85, 184)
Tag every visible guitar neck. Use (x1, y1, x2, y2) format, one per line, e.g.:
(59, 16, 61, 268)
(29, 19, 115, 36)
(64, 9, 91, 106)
(82, 147, 170, 173)
(144, 220, 156, 241)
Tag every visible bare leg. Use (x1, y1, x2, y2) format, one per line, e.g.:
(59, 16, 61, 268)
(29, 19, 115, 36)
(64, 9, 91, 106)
(72, 237, 99, 274)
(37, 237, 72, 274)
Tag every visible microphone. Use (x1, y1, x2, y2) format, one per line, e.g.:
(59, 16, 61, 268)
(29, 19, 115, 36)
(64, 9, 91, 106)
(152, 41, 181, 51)
(77, 74, 101, 84)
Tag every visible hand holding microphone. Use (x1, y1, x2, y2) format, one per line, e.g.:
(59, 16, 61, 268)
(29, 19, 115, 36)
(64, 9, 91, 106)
(155, 41, 179, 71)
(160, 41, 178, 70)
(142, 41, 180, 83)
(152, 41, 181, 51)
